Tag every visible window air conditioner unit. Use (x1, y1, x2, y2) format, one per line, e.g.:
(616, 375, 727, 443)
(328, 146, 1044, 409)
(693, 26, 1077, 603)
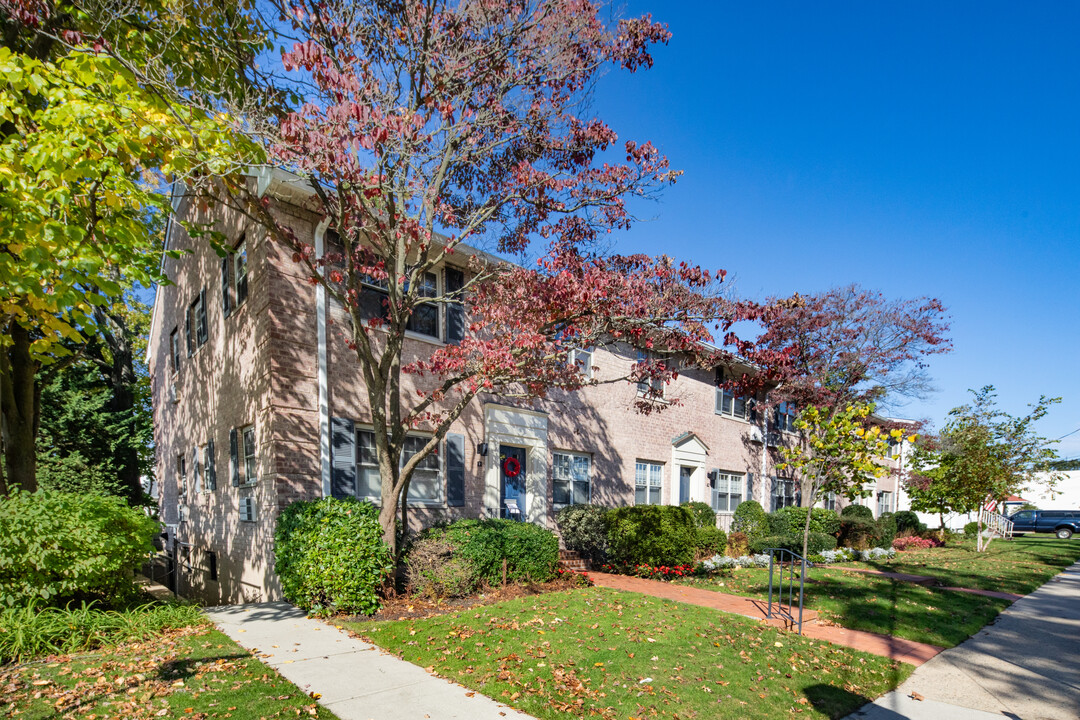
(169, 381, 179, 404)
(747, 426, 764, 444)
(239, 496, 257, 523)
(177, 504, 187, 523)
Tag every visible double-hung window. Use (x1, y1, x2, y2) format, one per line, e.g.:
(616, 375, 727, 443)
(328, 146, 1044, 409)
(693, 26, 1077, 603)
(356, 429, 381, 499)
(568, 348, 593, 380)
(877, 491, 893, 517)
(405, 271, 439, 339)
(774, 402, 797, 432)
(712, 471, 743, 513)
(239, 426, 257, 486)
(177, 454, 187, 502)
(715, 369, 748, 419)
(553, 451, 591, 506)
(636, 350, 664, 397)
(403, 434, 442, 503)
(821, 492, 837, 511)
(234, 238, 249, 306)
(771, 476, 798, 511)
(192, 448, 203, 494)
(634, 461, 663, 505)
(169, 329, 181, 375)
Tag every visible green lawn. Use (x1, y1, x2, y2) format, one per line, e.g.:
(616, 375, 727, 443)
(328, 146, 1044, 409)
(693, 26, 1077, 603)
(678, 536, 1080, 648)
(0, 622, 339, 720)
(835, 535, 1080, 595)
(343, 587, 912, 720)
(679, 568, 1009, 648)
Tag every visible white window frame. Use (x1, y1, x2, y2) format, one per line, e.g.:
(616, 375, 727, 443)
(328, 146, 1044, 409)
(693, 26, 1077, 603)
(636, 350, 665, 398)
(634, 461, 663, 505)
(820, 491, 838, 511)
(192, 449, 203, 495)
(239, 425, 257, 487)
(233, 237, 249, 307)
(568, 348, 593, 380)
(177, 454, 187, 502)
(712, 471, 743, 513)
(403, 433, 443, 505)
(715, 374, 749, 420)
(169, 328, 181, 375)
(771, 476, 798, 511)
(192, 293, 207, 348)
(359, 269, 444, 344)
(355, 428, 381, 501)
(775, 402, 797, 433)
(552, 451, 591, 507)
(877, 491, 893, 517)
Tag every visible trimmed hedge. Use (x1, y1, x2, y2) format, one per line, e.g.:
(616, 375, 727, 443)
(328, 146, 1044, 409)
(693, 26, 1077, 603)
(731, 500, 769, 541)
(749, 532, 837, 556)
(893, 510, 925, 534)
(274, 497, 392, 616)
(0, 490, 157, 608)
(837, 517, 878, 549)
(681, 501, 717, 529)
(695, 527, 728, 557)
(841, 504, 874, 520)
(555, 504, 609, 564)
(769, 506, 841, 536)
(877, 512, 898, 548)
(606, 505, 696, 567)
(424, 518, 559, 586)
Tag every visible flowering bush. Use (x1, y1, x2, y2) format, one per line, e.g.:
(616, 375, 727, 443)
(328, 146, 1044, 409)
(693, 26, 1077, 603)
(892, 536, 945, 551)
(701, 554, 771, 571)
(555, 568, 593, 587)
(700, 547, 894, 574)
(819, 548, 856, 563)
(600, 562, 699, 580)
(857, 547, 897, 560)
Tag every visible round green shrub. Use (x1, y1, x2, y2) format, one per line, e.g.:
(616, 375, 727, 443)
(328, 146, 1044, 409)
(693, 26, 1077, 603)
(893, 511, 925, 534)
(964, 521, 980, 537)
(837, 517, 877, 549)
(0, 490, 157, 608)
(749, 532, 836, 556)
(404, 536, 476, 598)
(606, 506, 696, 567)
(769, 506, 841, 536)
(695, 526, 728, 557)
(841, 504, 874, 520)
(680, 501, 717, 529)
(555, 504, 609, 564)
(731, 500, 769, 541)
(274, 497, 392, 616)
(426, 518, 559, 586)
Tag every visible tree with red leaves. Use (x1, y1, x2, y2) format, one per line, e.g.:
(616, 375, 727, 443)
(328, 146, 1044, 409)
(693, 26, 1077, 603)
(227, 0, 783, 555)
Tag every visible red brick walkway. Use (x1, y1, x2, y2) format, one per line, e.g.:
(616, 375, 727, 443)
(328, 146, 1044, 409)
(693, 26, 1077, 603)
(589, 572, 943, 667)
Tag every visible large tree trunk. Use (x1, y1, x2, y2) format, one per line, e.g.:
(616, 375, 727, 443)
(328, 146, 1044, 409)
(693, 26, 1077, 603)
(1, 321, 39, 494)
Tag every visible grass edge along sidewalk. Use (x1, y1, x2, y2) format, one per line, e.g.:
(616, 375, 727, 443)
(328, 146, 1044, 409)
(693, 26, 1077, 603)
(345, 586, 914, 720)
(0, 618, 339, 720)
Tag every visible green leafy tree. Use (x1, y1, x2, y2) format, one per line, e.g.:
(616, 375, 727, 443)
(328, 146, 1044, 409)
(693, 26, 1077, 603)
(906, 386, 1062, 551)
(780, 403, 904, 559)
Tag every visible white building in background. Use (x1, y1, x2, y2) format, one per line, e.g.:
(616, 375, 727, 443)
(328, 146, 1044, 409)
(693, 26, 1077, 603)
(1017, 471, 1080, 510)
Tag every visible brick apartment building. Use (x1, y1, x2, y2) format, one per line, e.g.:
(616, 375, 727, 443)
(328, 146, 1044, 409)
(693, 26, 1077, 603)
(148, 172, 906, 604)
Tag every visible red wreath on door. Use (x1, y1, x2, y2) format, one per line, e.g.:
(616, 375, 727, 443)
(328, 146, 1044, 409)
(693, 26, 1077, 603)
(502, 456, 522, 477)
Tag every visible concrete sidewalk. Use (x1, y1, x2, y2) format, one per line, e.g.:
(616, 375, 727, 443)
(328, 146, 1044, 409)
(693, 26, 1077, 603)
(846, 559, 1080, 720)
(205, 602, 532, 720)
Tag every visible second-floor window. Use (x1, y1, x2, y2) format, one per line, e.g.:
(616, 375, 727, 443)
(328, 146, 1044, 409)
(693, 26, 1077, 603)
(636, 350, 665, 397)
(170, 328, 181, 374)
(187, 290, 207, 355)
(568, 348, 593, 380)
(715, 369, 748, 419)
(177, 454, 186, 501)
(405, 271, 439, 338)
(821, 492, 837, 511)
(774, 402, 797, 432)
(240, 426, 257, 486)
(234, 238, 249, 306)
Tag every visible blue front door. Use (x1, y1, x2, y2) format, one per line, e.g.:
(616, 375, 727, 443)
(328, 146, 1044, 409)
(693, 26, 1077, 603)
(500, 445, 527, 519)
(679, 466, 692, 505)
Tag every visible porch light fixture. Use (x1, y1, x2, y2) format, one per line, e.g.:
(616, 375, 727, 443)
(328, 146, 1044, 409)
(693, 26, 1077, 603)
(476, 442, 489, 457)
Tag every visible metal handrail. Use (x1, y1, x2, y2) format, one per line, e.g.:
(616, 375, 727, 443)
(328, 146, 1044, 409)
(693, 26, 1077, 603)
(979, 508, 1014, 539)
(765, 548, 809, 634)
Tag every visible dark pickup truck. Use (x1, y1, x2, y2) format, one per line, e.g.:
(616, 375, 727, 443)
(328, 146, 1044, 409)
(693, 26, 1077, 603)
(1007, 510, 1080, 539)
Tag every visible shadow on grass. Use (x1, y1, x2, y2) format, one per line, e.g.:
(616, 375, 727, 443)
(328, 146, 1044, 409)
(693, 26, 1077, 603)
(803, 683, 897, 719)
(157, 653, 248, 681)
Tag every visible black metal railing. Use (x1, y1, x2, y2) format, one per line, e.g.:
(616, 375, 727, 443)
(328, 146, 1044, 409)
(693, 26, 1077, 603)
(765, 548, 809, 634)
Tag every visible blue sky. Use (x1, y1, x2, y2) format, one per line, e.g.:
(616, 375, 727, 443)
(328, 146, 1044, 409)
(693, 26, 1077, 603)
(585, 1, 1080, 456)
